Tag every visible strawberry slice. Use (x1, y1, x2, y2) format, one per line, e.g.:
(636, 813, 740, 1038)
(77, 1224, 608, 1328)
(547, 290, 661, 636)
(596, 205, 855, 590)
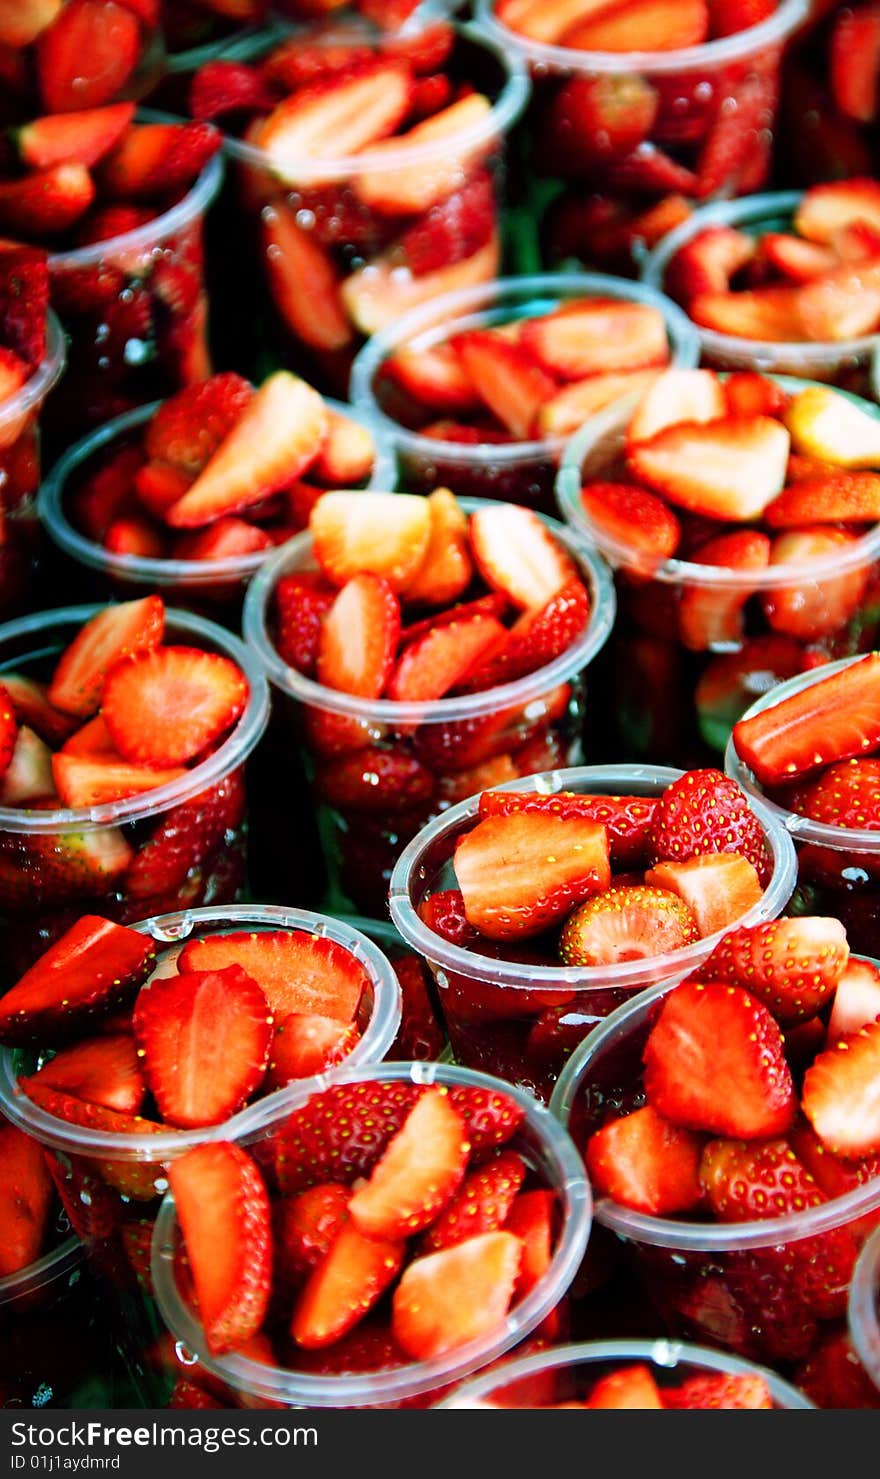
(454, 811, 611, 941)
(733, 652, 880, 787)
(664, 1374, 773, 1409)
(578, 483, 680, 572)
(643, 854, 762, 939)
(677, 529, 771, 652)
(643, 979, 796, 1139)
(311, 410, 375, 488)
(451, 332, 556, 440)
(383, 342, 479, 415)
(124, 771, 245, 901)
(168, 1143, 272, 1356)
(14, 102, 135, 170)
(665, 227, 756, 304)
(765, 469, 880, 527)
(259, 65, 413, 187)
(788, 1124, 880, 1207)
(22, 1032, 145, 1114)
(387, 612, 506, 702)
(700, 1137, 824, 1223)
(260, 201, 353, 353)
(585, 1103, 704, 1216)
(392, 1230, 522, 1360)
(188, 60, 276, 123)
(521, 301, 668, 381)
(172, 519, 272, 563)
(478, 790, 657, 868)
(145, 373, 254, 478)
(757, 233, 838, 283)
(627, 416, 790, 521)
(402, 488, 473, 609)
(266, 1013, 360, 1089)
(0, 683, 15, 782)
(310, 491, 431, 593)
(273, 1082, 424, 1194)
(830, 5, 880, 123)
(98, 121, 221, 200)
(785, 384, 880, 469)
(22, 1083, 167, 1199)
(102, 646, 248, 767)
(698, 917, 848, 1025)
(0, 162, 96, 239)
(456, 581, 590, 693)
(536, 369, 664, 438)
(796, 258, 880, 341)
(315, 747, 434, 814)
(0, 916, 154, 1046)
(0, 1118, 53, 1277)
(586, 1366, 663, 1410)
(177, 930, 368, 1025)
(273, 573, 335, 679)
(0, 726, 54, 806)
(52, 753, 186, 808)
(348, 1088, 469, 1240)
(560, 884, 701, 967)
(469, 505, 578, 611)
(762, 528, 869, 641)
(47, 595, 164, 719)
(626, 368, 728, 446)
(694, 71, 775, 199)
(650, 768, 770, 882)
(353, 94, 493, 216)
(316, 574, 401, 699)
(165, 373, 328, 529)
(0, 673, 76, 746)
(495, 0, 618, 45)
(828, 957, 880, 1038)
(420, 1150, 525, 1253)
(275, 1183, 351, 1279)
(795, 179, 880, 244)
(689, 285, 806, 341)
(290, 1219, 405, 1350)
(562, 0, 709, 48)
(103, 515, 166, 560)
(342, 233, 500, 336)
(37, 0, 140, 110)
(132, 965, 272, 1129)
(802, 1021, 880, 1157)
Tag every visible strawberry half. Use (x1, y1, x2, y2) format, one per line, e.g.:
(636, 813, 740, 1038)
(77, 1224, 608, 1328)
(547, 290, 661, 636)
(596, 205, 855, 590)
(0, 1118, 53, 1277)
(643, 853, 762, 939)
(650, 768, 770, 882)
(259, 64, 413, 186)
(145, 373, 254, 478)
(387, 612, 506, 702)
(451, 332, 556, 439)
(402, 488, 473, 609)
(627, 416, 790, 522)
(578, 483, 680, 572)
(124, 771, 245, 901)
(47, 595, 164, 719)
(14, 102, 135, 170)
(454, 811, 611, 940)
(802, 1021, 880, 1158)
(699, 917, 849, 1025)
(275, 1183, 351, 1279)
(98, 121, 221, 201)
(0, 915, 154, 1046)
(478, 790, 657, 868)
(315, 747, 434, 815)
(585, 1103, 704, 1216)
(177, 929, 368, 1024)
(732, 652, 880, 787)
(52, 753, 186, 809)
(469, 505, 578, 611)
(0, 162, 94, 238)
(23, 1032, 145, 1115)
(102, 646, 248, 766)
(290, 1220, 405, 1350)
(456, 581, 590, 693)
(266, 1013, 360, 1089)
(273, 1082, 423, 1195)
(274, 573, 336, 678)
(559, 885, 701, 967)
(521, 300, 669, 380)
(310, 492, 431, 593)
(348, 1088, 469, 1240)
(448, 1085, 525, 1152)
(37, 0, 140, 112)
(168, 1142, 272, 1356)
(699, 1137, 824, 1223)
(392, 1230, 522, 1361)
(419, 1150, 526, 1253)
(316, 574, 401, 699)
(765, 470, 880, 528)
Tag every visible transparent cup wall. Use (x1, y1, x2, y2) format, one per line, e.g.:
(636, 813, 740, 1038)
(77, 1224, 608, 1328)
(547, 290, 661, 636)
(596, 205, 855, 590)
(0, 312, 65, 622)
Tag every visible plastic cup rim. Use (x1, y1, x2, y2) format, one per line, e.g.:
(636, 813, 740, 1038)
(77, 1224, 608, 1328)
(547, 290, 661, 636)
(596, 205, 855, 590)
(0, 1234, 83, 1308)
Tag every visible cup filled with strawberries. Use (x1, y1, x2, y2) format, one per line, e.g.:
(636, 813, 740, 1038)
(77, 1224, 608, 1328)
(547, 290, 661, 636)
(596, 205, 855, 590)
(38, 367, 393, 614)
(186, 20, 527, 392)
(474, 0, 808, 275)
(242, 488, 615, 915)
(0, 594, 269, 980)
(557, 367, 880, 764)
(388, 764, 796, 1100)
(149, 1061, 592, 1407)
(643, 179, 880, 397)
(349, 272, 697, 511)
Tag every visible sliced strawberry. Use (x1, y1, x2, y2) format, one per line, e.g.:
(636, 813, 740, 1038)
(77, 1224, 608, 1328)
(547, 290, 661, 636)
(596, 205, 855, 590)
(294, 1323, 408, 1379)
(735, 652, 880, 788)
(678, 529, 771, 652)
(23, 1032, 145, 1114)
(828, 957, 880, 1038)
(0, 161, 95, 239)
(316, 746, 434, 815)
(628, 416, 790, 521)
(478, 790, 657, 868)
(698, 916, 848, 1026)
(42, 1144, 123, 1242)
(14, 102, 135, 171)
(665, 227, 756, 305)
(797, 257, 880, 341)
(643, 978, 796, 1138)
(583, 1366, 662, 1410)
(311, 410, 375, 488)
(177, 930, 368, 1025)
(273, 573, 335, 679)
(168, 1142, 272, 1356)
(316, 573, 400, 699)
(796, 179, 880, 246)
(342, 232, 500, 336)
(585, 1103, 704, 1216)
(132, 462, 191, 521)
(145, 373, 254, 478)
(260, 201, 353, 352)
(650, 768, 770, 881)
(788, 1124, 880, 1206)
(353, 94, 493, 217)
(643, 854, 762, 938)
(762, 527, 869, 641)
(536, 368, 664, 438)
(539, 71, 658, 174)
(273, 1082, 424, 1194)
(290, 1219, 405, 1350)
(495, 0, 619, 45)
(396, 171, 496, 278)
(22, 1083, 167, 1199)
(765, 469, 880, 527)
(448, 1086, 524, 1153)
(0, 915, 154, 1046)
(167, 1380, 225, 1410)
(302, 704, 385, 760)
(52, 753, 186, 808)
(664, 1372, 773, 1409)
(98, 121, 220, 201)
(627, 367, 728, 446)
(0, 725, 53, 806)
(173, 518, 272, 563)
(132, 965, 272, 1129)
(259, 65, 413, 185)
(694, 72, 776, 199)
(454, 811, 611, 941)
(0, 0, 62, 48)
(102, 514, 167, 560)
(165, 373, 328, 529)
(124, 771, 245, 901)
(383, 342, 479, 415)
(266, 1013, 360, 1090)
(578, 482, 680, 571)
(757, 232, 838, 283)
(795, 1332, 880, 1411)
(102, 646, 248, 767)
(416, 1149, 525, 1254)
(347, 1087, 468, 1240)
(0, 1117, 53, 1277)
(457, 581, 590, 693)
(786, 384, 880, 468)
(689, 285, 805, 340)
(469, 505, 577, 612)
(802, 1021, 880, 1157)
(0, 244, 48, 370)
(394, 1230, 522, 1360)
(562, 0, 709, 49)
(47, 596, 164, 719)
(451, 332, 555, 440)
(831, 6, 880, 123)
(311, 491, 431, 593)
(275, 1183, 350, 1279)
(189, 60, 277, 123)
(522, 301, 668, 381)
(37, 0, 140, 111)
(559, 884, 700, 967)
(402, 488, 473, 609)
(387, 612, 506, 702)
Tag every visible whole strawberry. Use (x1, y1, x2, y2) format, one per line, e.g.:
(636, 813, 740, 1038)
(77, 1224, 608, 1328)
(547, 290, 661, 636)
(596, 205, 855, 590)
(650, 768, 771, 883)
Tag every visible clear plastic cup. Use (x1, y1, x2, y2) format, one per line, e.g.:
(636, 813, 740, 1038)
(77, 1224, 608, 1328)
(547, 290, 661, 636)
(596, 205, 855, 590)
(46, 146, 224, 453)
(556, 374, 880, 766)
(150, 1059, 593, 1408)
(474, 0, 809, 275)
(0, 310, 66, 623)
(849, 1224, 880, 1395)
(37, 394, 395, 617)
(388, 763, 797, 1100)
(550, 978, 880, 1369)
(436, 1336, 813, 1407)
(349, 271, 698, 512)
(241, 500, 616, 916)
(0, 602, 269, 984)
(642, 190, 880, 395)
(220, 21, 528, 394)
(725, 654, 880, 945)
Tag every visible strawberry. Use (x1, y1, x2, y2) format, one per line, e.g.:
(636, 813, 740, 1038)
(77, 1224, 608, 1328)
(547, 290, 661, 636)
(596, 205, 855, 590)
(794, 757, 880, 833)
(120, 1215, 154, 1293)
(456, 581, 590, 693)
(0, 682, 15, 781)
(260, 202, 352, 353)
(294, 1323, 407, 1379)
(310, 492, 431, 593)
(418, 888, 479, 948)
(311, 410, 375, 488)
(601, 144, 698, 197)
(577, 483, 680, 572)
(132, 462, 190, 521)
(124, 771, 246, 901)
(22, 1032, 145, 1114)
(342, 232, 500, 337)
(627, 368, 728, 445)
(273, 1082, 424, 1194)
(536, 369, 664, 439)
(695, 72, 776, 199)
(382, 343, 479, 415)
(802, 1021, 880, 1157)
(689, 285, 805, 340)
(189, 60, 276, 123)
(259, 65, 413, 186)
(0, 162, 94, 238)
(709, 0, 777, 31)
(521, 301, 668, 381)
(585, 1103, 704, 1216)
(387, 612, 506, 702)
(559, 885, 701, 968)
(495, 0, 616, 45)
(315, 747, 433, 816)
(796, 1332, 880, 1410)
(396, 171, 496, 277)
(348, 1088, 469, 1240)
(419, 1150, 525, 1253)
(642, 979, 796, 1138)
(52, 753, 186, 808)
(352, 93, 493, 217)
(402, 488, 473, 609)
(98, 122, 221, 201)
(757, 234, 838, 284)
(627, 416, 790, 522)
(172, 519, 272, 563)
(388, 955, 445, 1063)
(42, 1145, 122, 1242)
(290, 1219, 405, 1351)
(664, 1374, 773, 1409)
(392, 1231, 522, 1360)
(585, 1366, 663, 1410)
(700, 1136, 824, 1222)
(762, 528, 869, 641)
(677, 529, 771, 652)
(37, 0, 140, 112)
(764, 470, 880, 528)
(0, 725, 54, 806)
(0, 0, 62, 47)
(503, 1189, 554, 1302)
(562, 0, 709, 48)
(664, 228, 756, 305)
(266, 1014, 360, 1089)
(796, 258, 880, 341)
(177, 930, 368, 1024)
(0, 246, 48, 369)
(401, 594, 509, 647)
(788, 1125, 880, 1206)
(469, 505, 577, 611)
(165, 373, 328, 528)
(145, 373, 254, 478)
(13, 102, 135, 170)
(454, 811, 611, 941)
(650, 768, 770, 881)
(273, 573, 335, 678)
(828, 957, 880, 1038)
(168, 1143, 272, 1356)
(316, 573, 401, 701)
(830, 5, 880, 124)
(167, 1381, 225, 1411)
(22, 1083, 167, 1199)
(479, 791, 655, 869)
(451, 332, 555, 440)
(785, 384, 880, 469)
(643, 854, 762, 939)
(132, 965, 272, 1129)
(0, 1118, 53, 1277)
(275, 1183, 350, 1279)
(103, 515, 166, 560)
(732, 652, 880, 787)
(102, 646, 248, 766)
(0, 915, 154, 1046)
(539, 73, 658, 175)
(47, 596, 164, 719)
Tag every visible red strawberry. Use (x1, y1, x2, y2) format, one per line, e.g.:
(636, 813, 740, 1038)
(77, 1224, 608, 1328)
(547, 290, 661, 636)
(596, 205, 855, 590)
(699, 917, 849, 1025)
(0, 1118, 53, 1277)
(145, 373, 254, 477)
(762, 531, 874, 645)
(22, 1032, 145, 1114)
(310, 491, 431, 593)
(392, 1230, 522, 1360)
(294, 1323, 407, 1378)
(172, 519, 272, 564)
(758, 232, 839, 284)
(521, 301, 669, 381)
(315, 574, 401, 700)
(830, 4, 880, 124)
(102, 646, 248, 767)
(643, 853, 763, 939)
(348, 1088, 469, 1240)
(478, 790, 657, 868)
(602, 144, 698, 197)
(418, 888, 480, 949)
(167, 1380, 225, 1411)
(168, 1143, 272, 1356)
(664, 226, 756, 305)
(189, 60, 276, 122)
(103, 515, 166, 560)
(642, 979, 796, 1139)
(559, 885, 701, 968)
(0, 162, 94, 239)
(273, 1082, 424, 1195)
(273, 573, 335, 678)
(382, 342, 479, 415)
(259, 201, 352, 353)
(578, 483, 680, 572)
(22, 1083, 167, 1199)
(536, 368, 665, 439)
(402, 488, 473, 609)
(388, 955, 445, 1062)
(709, 0, 776, 34)
(562, 0, 709, 49)
(695, 73, 776, 198)
(449, 1086, 525, 1152)
(47, 595, 164, 719)
(396, 171, 495, 277)
(290, 1219, 405, 1351)
(700, 1136, 824, 1222)
(0, 724, 54, 807)
(266, 1013, 360, 1089)
(627, 416, 790, 522)
(258, 64, 413, 180)
(802, 1021, 880, 1158)
(664, 1374, 773, 1409)
(827, 957, 880, 1039)
(796, 1332, 880, 1410)
(764, 470, 880, 528)
(0, 246, 49, 369)
(420, 1150, 525, 1253)
(37, 0, 140, 112)
(456, 581, 589, 693)
(0, 683, 15, 784)
(584, 1366, 662, 1409)
(539, 73, 658, 175)
(178, 930, 367, 1025)
(585, 1103, 704, 1216)
(503, 1188, 554, 1302)
(52, 750, 188, 808)
(42, 1146, 122, 1242)
(454, 811, 611, 941)
(678, 530, 771, 653)
(451, 332, 555, 439)
(316, 747, 434, 816)
(98, 121, 221, 200)
(133, 462, 190, 521)
(14, 102, 135, 170)
(732, 652, 880, 787)
(123, 771, 245, 901)
(275, 1183, 350, 1279)
(469, 505, 578, 611)
(0, 915, 154, 1046)
(650, 768, 770, 883)
(387, 612, 506, 702)
(689, 284, 805, 340)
